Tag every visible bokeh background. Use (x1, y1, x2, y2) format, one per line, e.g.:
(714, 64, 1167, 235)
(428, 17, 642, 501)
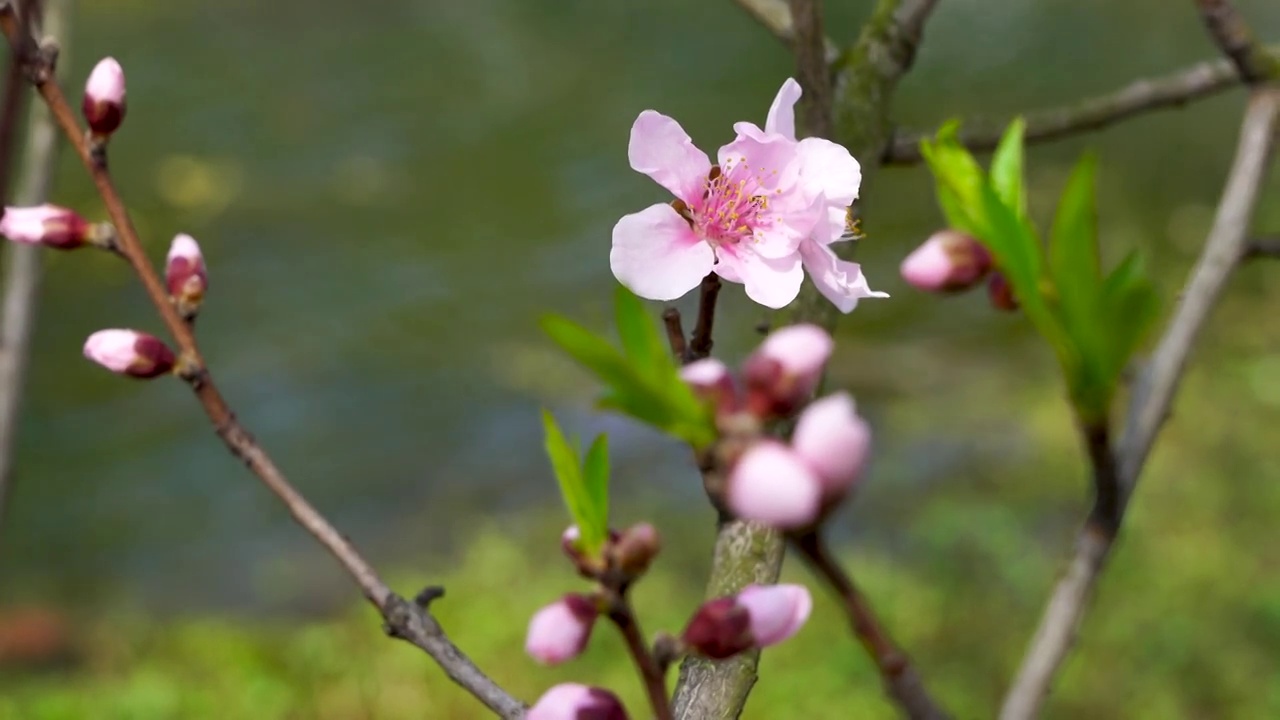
(1, 0, 1278, 717)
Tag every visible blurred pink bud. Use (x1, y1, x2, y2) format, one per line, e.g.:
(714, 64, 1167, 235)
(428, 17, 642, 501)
(166, 234, 208, 316)
(987, 272, 1019, 312)
(726, 441, 822, 529)
(899, 230, 992, 293)
(83, 57, 126, 137)
(680, 358, 736, 412)
(743, 324, 833, 417)
(527, 683, 629, 720)
(83, 329, 175, 379)
(0, 205, 89, 249)
(682, 583, 812, 659)
(791, 393, 871, 496)
(681, 596, 750, 659)
(610, 522, 661, 577)
(525, 594, 598, 665)
(735, 583, 812, 647)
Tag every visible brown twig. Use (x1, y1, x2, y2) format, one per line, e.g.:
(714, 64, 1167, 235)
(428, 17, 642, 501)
(999, 86, 1280, 720)
(1194, 0, 1279, 83)
(606, 595, 672, 720)
(791, 531, 950, 720)
(731, 0, 838, 63)
(688, 273, 721, 362)
(0, 4, 525, 716)
(789, 0, 832, 139)
(1244, 234, 1280, 259)
(662, 307, 688, 361)
(0, 0, 50, 533)
(883, 51, 1272, 165)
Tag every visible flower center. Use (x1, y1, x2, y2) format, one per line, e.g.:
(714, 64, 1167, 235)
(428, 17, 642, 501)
(691, 158, 779, 247)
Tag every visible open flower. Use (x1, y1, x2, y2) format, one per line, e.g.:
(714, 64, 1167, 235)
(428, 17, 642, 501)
(736, 79, 889, 313)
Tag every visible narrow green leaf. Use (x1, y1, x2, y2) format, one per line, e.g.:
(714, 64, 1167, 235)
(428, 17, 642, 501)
(581, 434, 610, 544)
(541, 315, 639, 392)
(990, 118, 1027, 218)
(1049, 153, 1101, 302)
(614, 285, 671, 380)
(541, 411, 607, 554)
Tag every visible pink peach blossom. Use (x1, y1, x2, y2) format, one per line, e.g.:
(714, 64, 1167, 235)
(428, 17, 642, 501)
(525, 594, 598, 665)
(83, 57, 126, 136)
(0, 205, 89, 249)
(726, 441, 822, 529)
(900, 230, 992, 292)
(83, 329, 175, 379)
(791, 392, 871, 495)
(736, 583, 812, 646)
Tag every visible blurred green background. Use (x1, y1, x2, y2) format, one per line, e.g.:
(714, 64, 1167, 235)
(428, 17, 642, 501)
(0, 0, 1278, 717)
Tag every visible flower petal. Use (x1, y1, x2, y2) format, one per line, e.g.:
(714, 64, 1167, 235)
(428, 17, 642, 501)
(726, 442, 822, 528)
(717, 247, 804, 309)
(737, 584, 812, 647)
(611, 204, 715, 301)
(765, 78, 801, 140)
(799, 239, 888, 314)
(795, 137, 861, 207)
(629, 111, 712, 201)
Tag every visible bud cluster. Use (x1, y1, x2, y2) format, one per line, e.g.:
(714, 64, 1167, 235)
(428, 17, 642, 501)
(900, 230, 1017, 312)
(682, 324, 872, 529)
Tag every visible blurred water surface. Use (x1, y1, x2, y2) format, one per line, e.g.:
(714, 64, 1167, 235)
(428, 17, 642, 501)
(0, 0, 1277, 613)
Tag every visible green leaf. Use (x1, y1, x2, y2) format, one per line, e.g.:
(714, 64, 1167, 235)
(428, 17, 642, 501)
(581, 434, 610, 543)
(541, 411, 608, 554)
(1049, 153, 1101, 304)
(990, 118, 1027, 218)
(614, 285, 671, 379)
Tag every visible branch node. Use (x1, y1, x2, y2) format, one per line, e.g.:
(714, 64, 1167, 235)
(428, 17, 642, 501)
(414, 585, 446, 609)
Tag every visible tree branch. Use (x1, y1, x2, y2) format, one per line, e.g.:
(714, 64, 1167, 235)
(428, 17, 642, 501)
(0, 4, 525, 716)
(730, 0, 838, 63)
(1194, 0, 1280, 83)
(792, 531, 950, 720)
(999, 85, 1280, 720)
(0, 0, 53, 533)
(1244, 234, 1280, 260)
(688, 274, 722, 362)
(884, 50, 1275, 165)
(790, 0, 833, 138)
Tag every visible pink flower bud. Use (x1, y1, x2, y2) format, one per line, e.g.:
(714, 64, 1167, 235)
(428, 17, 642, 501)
(726, 441, 822, 529)
(735, 583, 812, 647)
(82, 57, 126, 137)
(791, 393, 871, 496)
(0, 205, 90, 249)
(83, 329, 176, 379)
(681, 596, 751, 659)
(743, 324, 833, 417)
(525, 594, 598, 665)
(527, 683, 629, 720)
(682, 583, 812, 659)
(987, 271, 1019, 312)
(680, 358, 737, 413)
(899, 230, 992, 293)
(166, 234, 208, 316)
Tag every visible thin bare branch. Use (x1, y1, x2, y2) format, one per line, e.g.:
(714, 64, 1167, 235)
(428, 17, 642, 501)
(1244, 234, 1280, 259)
(0, 0, 54, 531)
(0, 4, 525, 716)
(730, 0, 838, 63)
(895, 0, 940, 46)
(790, 0, 832, 138)
(1000, 85, 1280, 720)
(662, 307, 688, 360)
(688, 274, 722, 362)
(792, 531, 950, 720)
(1194, 0, 1279, 83)
(883, 51, 1275, 165)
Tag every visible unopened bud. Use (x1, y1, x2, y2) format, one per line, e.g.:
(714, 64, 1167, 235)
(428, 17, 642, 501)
(609, 522, 661, 577)
(0, 205, 91, 250)
(680, 358, 737, 415)
(791, 393, 871, 501)
(987, 272, 1019, 312)
(166, 234, 207, 319)
(743, 324, 833, 418)
(900, 230, 992, 293)
(82, 58, 126, 138)
(527, 684, 629, 720)
(725, 441, 822, 530)
(83, 329, 175, 379)
(525, 594, 599, 665)
(682, 583, 811, 660)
